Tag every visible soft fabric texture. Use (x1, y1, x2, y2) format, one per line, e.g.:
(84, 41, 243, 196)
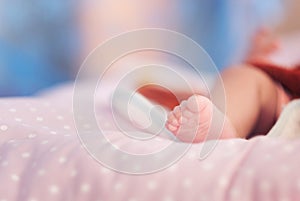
(0, 84, 300, 201)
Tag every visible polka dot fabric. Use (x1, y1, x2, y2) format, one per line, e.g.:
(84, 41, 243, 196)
(0, 84, 300, 201)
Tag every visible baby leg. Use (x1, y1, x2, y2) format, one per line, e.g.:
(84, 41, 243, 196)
(166, 64, 282, 142)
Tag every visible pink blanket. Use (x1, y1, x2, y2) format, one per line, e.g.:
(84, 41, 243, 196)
(0, 84, 300, 201)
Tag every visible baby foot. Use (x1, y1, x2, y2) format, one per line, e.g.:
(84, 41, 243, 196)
(166, 95, 236, 143)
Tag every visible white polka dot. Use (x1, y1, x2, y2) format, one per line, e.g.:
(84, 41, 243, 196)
(28, 134, 36, 138)
(83, 124, 91, 129)
(11, 174, 20, 182)
(133, 165, 141, 172)
(63, 125, 71, 130)
(112, 145, 121, 151)
(199, 197, 210, 201)
(297, 179, 300, 190)
(155, 137, 163, 142)
(281, 165, 290, 173)
(284, 144, 294, 153)
(187, 151, 197, 159)
(12, 142, 20, 147)
(0, 199, 8, 201)
(49, 185, 60, 195)
(147, 181, 157, 190)
(81, 183, 91, 193)
(260, 180, 271, 192)
(1, 160, 8, 167)
(279, 197, 290, 201)
(168, 165, 178, 173)
(128, 198, 138, 201)
(264, 153, 272, 160)
(70, 169, 77, 177)
(15, 118, 22, 122)
(9, 108, 16, 113)
(121, 154, 129, 161)
(43, 102, 50, 107)
(57, 116, 64, 120)
(7, 139, 15, 144)
(103, 122, 110, 128)
(64, 134, 71, 137)
(80, 144, 87, 150)
(101, 167, 110, 175)
(21, 152, 31, 158)
(37, 169, 46, 176)
(36, 117, 44, 122)
(29, 107, 37, 112)
(28, 198, 37, 201)
(114, 182, 123, 191)
(50, 147, 57, 152)
(50, 131, 57, 135)
(183, 178, 192, 188)
(244, 168, 254, 177)
(163, 196, 175, 201)
(218, 176, 229, 188)
(269, 140, 279, 146)
(22, 124, 32, 130)
(230, 188, 240, 198)
(0, 125, 8, 132)
(59, 157, 66, 164)
(201, 162, 214, 171)
(41, 140, 49, 145)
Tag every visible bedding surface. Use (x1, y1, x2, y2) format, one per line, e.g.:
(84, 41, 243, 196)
(0, 83, 300, 201)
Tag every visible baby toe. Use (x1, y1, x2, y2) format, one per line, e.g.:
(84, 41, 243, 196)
(167, 112, 179, 126)
(166, 122, 178, 132)
(176, 127, 200, 143)
(180, 100, 187, 108)
(187, 95, 210, 113)
(173, 106, 182, 119)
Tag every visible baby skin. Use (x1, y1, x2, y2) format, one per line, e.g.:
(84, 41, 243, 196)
(166, 28, 287, 143)
(165, 64, 290, 143)
(166, 95, 237, 143)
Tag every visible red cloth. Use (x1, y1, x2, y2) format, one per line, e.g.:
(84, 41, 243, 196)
(138, 85, 193, 110)
(249, 60, 300, 99)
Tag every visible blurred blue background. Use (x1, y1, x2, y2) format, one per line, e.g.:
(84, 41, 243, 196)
(0, 0, 80, 96)
(0, 0, 284, 96)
